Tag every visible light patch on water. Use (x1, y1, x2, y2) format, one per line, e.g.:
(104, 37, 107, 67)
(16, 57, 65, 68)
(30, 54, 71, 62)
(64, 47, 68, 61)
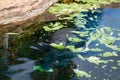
(117, 60, 120, 66)
(111, 66, 118, 70)
(101, 65, 107, 68)
(95, 43, 99, 46)
(77, 54, 86, 61)
(99, 52, 118, 57)
(118, 34, 120, 36)
(108, 59, 114, 62)
(86, 56, 108, 65)
(73, 69, 91, 78)
(103, 78, 106, 80)
(50, 42, 65, 50)
(68, 37, 83, 42)
(88, 48, 103, 52)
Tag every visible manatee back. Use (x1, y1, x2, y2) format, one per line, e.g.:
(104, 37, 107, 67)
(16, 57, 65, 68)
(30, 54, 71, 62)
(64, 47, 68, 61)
(51, 28, 76, 44)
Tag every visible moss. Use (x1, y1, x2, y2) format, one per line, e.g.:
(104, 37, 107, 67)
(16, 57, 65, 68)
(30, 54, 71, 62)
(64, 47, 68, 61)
(9, 22, 52, 59)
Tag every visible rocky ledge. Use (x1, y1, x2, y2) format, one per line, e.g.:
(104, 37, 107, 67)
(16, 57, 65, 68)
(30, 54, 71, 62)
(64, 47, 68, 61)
(0, 0, 58, 25)
(0, 0, 58, 39)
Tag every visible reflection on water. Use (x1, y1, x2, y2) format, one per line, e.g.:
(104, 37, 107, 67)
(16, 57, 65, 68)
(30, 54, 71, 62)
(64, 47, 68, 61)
(30, 8, 120, 80)
(99, 8, 120, 29)
(5, 8, 120, 80)
(72, 8, 120, 80)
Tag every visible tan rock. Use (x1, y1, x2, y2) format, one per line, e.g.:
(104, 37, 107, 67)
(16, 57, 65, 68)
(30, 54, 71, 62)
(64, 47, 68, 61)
(101, 2, 120, 8)
(0, 0, 58, 25)
(0, 0, 58, 39)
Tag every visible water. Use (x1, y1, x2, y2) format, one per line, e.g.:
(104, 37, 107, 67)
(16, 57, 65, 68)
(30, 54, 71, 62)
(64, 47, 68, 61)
(72, 8, 120, 80)
(99, 8, 120, 29)
(6, 8, 120, 80)
(7, 58, 36, 80)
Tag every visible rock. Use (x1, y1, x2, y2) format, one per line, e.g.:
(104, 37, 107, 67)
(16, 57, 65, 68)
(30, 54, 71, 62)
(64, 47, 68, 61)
(0, 0, 58, 39)
(0, 0, 58, 25)
(101, 2, 120, 8)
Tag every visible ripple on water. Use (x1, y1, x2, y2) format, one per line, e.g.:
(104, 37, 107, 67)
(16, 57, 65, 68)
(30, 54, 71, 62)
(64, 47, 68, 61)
(7, 58, 36, 80)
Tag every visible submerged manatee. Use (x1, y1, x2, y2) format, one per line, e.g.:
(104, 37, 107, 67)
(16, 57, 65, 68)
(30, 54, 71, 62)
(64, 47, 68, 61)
(30, 28, 76, 50)
(31, 28, 84, 50)
(51, 28, 76, 44)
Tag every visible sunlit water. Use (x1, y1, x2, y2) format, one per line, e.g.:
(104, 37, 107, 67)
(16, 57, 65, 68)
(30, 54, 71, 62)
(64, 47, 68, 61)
(72, 8, 120, 80)
(7, 8, 120, 80)
(80, 8, 120, 56)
